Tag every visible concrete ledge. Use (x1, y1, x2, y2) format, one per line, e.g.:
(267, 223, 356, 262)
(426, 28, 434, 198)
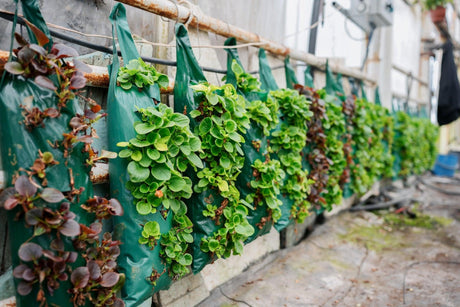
(200, 227, 280, 291)
(280, 212, 317, 248)
(158, 274, 209, 307)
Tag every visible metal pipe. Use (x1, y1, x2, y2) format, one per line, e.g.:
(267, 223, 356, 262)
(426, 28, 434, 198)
(392, 64, 429, 87)
(116, 0, 376, 84)
(308, 0, 322, 55)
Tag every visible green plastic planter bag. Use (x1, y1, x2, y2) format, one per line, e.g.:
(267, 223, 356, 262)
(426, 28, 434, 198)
(304, 66, 314, 88)
(0, 1, 92, 305)
(360, 80, 368, 100)
(259, 48, 278, 92)
(107, 4, 172, 305)
(284, 56, 299, 89)
(224, 39, 275, 243)
(173, 24, 219, 274)
(258, 49, 294, 231)
(375, 86, 382, 106)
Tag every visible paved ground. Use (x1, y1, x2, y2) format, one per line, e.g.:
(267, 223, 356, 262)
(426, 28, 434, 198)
(198, 175, 460, 307)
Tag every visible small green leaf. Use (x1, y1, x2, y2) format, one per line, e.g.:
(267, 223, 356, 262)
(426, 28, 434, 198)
(220, 156, 231, 169)
(182, 233, 193, 243)
(168, 176, 187, 192)
(130, 138, 150, 148)
(139, 154, 152, 167)
(186, 153, 203, 168)
(189, 137, 201, 152)
(131, 151, 142, 162)
(180, 144, 191, 156)
(217, 180, 228, 192)
(199, 117, 212, 134)
(225, 120, 237, 133)
(135, 123, 156, 134)
(190, 110, 201, 118)
(178, 254, 192, 266)
(208, 239, 219, 252)
(144, 221, 160, 236)
(136, 202, 151, 215)
(127, 161, 150, 182)
(119, 149, 132, 158)
(171, 113, 190, 127)
(117, 142, 129, 147)
(235, 223, 254, 237)
(223, 142, 233, 153)
(154, 140, 168, 152)
(151, 164, 171, 181)
(146, 148, 160, 160)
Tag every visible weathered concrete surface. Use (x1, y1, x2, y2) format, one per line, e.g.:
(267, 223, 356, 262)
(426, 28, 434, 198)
(198, 175, 460, 307)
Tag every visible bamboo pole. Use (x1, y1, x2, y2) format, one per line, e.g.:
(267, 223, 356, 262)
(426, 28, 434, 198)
(116, 0, 376, 85)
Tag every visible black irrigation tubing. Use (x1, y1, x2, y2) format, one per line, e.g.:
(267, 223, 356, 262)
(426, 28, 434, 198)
(0, 10, 301, 76)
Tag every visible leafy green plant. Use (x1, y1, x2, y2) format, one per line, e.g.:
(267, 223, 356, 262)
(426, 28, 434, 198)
(393, 112, 438, 177)
(200, 204, 254, 258)
(117, 58, 169, 90)
(230, 60, 285, 229)
(245, 96, 279, 135)
(118, 102, 202, 278)
(295, 86, 330, 211)
(245, 159, 285, 224)
(230, 60, 262, 93)
(350, 98, 395, 195)
(190, 82, 254, 258)
(159, 214, 194, 279)
(339, 96, 355, 186)
(322, 93, 347, 209)
(270, 88, 314, 222)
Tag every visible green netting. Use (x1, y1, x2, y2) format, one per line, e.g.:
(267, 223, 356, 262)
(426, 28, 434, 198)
(0, 1, 91, 305)
(107, 4, 172, 305)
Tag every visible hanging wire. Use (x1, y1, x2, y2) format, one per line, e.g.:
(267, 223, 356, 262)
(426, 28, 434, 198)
(343, 18, 366, 42)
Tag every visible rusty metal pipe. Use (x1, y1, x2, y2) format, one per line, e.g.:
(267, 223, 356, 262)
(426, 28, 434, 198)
(116, 0, 376, 84)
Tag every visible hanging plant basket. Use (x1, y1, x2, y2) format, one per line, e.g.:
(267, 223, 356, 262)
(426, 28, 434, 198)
(430, 5, 446, 23)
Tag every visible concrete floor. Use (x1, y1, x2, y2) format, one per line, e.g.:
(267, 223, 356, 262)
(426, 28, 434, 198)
(198, 175, 460, 307)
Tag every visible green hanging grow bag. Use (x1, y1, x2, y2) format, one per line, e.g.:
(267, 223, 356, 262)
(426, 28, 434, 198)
(284, 56, 299, 89)
(224, 39, 279, 243)
(0, 1, 92, 306)
(258, 49, 296, 231)
(174, 25, 254, 274)
(107, 4, 172, 305)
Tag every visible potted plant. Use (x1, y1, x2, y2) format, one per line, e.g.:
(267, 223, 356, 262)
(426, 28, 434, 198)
(421, 0, 453, 23)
